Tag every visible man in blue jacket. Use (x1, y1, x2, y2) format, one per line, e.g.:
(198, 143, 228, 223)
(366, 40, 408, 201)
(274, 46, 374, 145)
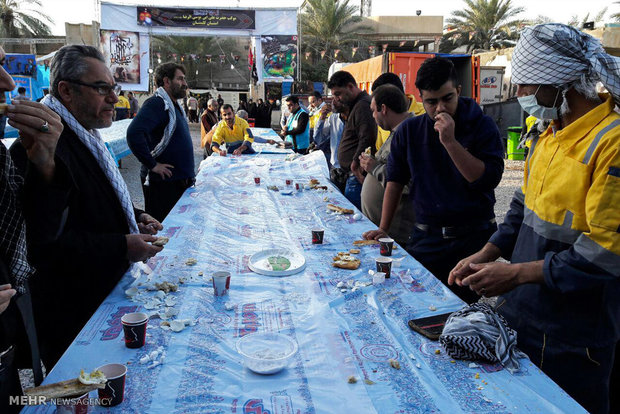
(127, 62, 195, 222)
(363, 57, 503, 303)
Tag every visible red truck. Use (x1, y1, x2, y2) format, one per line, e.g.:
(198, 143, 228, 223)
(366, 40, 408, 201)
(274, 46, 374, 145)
(341, 52, 481, 103)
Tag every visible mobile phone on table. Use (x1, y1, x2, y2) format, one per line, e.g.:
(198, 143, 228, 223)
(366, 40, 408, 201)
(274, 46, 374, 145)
(408, 312, 453, 340)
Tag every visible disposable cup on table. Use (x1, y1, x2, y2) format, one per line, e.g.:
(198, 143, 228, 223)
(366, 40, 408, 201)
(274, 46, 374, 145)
(96, 363, 127, 407)
(121, 312, 148, 349)
(375, 257, 393, 278)
(55, 391, 89, 414)
(378, 237, 394, 256)
(311, 229, 324, 244)
(212, 271, 231, 296)
(254, 177, 261, 184)
(285, 179, 292, 186)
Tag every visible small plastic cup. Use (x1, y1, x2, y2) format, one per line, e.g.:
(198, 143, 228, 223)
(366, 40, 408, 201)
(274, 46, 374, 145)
(285, 179, 292, 186)
(97, 363, 127, 407)
(372, 272, 386, 285)
(254, 177, 260, 184)
(376, 257, 393, 278)
(311, 229, 324, 244)
(378, 237, 394, 256)
(121, 312, 148, 349)
(213, 271, 231, 296)
(55, 391, 89, 414)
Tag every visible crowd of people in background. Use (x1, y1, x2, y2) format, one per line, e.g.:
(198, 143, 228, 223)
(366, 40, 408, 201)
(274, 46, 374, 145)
(0, 21, 619, 414)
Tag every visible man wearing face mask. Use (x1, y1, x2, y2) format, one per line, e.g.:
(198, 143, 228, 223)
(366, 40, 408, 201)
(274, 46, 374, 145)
(362, 57, 504, 303)
(448, 24, 620, 414)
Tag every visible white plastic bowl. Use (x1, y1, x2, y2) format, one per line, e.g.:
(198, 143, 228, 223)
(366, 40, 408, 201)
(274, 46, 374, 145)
(236, 332, 298, 374)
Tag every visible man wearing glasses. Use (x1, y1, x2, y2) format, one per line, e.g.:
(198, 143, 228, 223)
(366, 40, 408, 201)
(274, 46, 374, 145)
(9, 45, 164, 368)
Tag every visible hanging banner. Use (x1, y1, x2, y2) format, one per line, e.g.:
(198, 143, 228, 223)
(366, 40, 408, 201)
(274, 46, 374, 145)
(100, 30, 141, 84)
(3, 54, 37, 77)
(261, 35, 297, 80)
(137, 7, 255, 29)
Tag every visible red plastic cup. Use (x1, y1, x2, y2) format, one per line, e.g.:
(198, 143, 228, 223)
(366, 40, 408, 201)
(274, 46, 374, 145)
(379, 237, 394, 256)
(55, 391, 89, 414)
(286, 179, 292, 186)
(213, 271, 231, 296)
(97, 363, 127, 407)
(254, 177, 260, 184)
(376, 257, 393, 278)
(121, 312, 148, 348)
(311, 229, 324, 244)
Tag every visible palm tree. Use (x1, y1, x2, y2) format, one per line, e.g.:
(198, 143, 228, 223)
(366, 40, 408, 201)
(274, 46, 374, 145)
(614, 1, 620, 21)
(300, 0, 369, 81)
(441, 0, 525, 53)
(568, 7, 608, 28)
(0, 0, 53, 38)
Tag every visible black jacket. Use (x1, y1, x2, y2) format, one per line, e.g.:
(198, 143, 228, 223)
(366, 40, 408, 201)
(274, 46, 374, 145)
(11, 122, 143, 367)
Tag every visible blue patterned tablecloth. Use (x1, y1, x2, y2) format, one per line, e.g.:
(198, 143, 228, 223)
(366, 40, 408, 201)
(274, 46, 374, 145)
(101, 119, 132, 164)
(22, 151, 585, 414)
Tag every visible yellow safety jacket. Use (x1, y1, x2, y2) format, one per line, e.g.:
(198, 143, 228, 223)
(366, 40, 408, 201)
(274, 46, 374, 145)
(491, 94, 620, 346)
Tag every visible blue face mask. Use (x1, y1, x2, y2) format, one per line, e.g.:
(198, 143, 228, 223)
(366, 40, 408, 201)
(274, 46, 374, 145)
(517, 85, 561, 120)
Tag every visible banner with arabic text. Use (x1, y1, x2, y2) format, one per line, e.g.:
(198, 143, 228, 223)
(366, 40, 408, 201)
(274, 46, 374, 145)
(137, 7, 255, 29)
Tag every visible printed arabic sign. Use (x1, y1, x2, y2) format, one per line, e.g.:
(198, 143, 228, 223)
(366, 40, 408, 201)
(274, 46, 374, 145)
(100, 30, 141, 84)
(137, 7, 255, 29)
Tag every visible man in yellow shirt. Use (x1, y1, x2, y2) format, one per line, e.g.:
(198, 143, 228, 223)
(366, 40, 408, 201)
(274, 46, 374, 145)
(372, 73, 425, 150)
(211, 104, 254, 156)
(114, 91, 130, 120)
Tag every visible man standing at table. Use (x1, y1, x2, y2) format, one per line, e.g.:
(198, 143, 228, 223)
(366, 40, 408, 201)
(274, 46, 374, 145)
(200, 98, 219, 158)
(114, 91, 130, 120)
(308, 91, 324, 142)
(210, 104, 254, 156)
(10, 45, 164, 368)
(363, 57, 503, 303)
(127, 62, 196, 222)
(313, 98, 348, 192)
(327, 71, 377, 210)
(128, 91, 139, 118)
(359, 85, 415, 247)
(449, 24, 620, 413)
(0, 44, 67, 411)
(279, 95, 309, 154)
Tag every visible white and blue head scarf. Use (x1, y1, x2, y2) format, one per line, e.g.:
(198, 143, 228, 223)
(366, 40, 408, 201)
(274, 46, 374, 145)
(512, 23, 620, 105)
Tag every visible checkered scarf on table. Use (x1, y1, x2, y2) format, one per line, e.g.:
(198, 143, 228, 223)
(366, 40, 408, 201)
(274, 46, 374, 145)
(0, 144, 34, 293)
(42, 95, 139, 234)
(512, 23, 620, 105)
(439, 302, 527, 374)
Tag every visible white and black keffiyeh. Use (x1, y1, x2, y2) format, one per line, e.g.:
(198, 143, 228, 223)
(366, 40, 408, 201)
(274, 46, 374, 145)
(0, 145, 34, 293)
(42, 95, 139, 234)
(144, 87, 186, 185)
(512, 23, 620, 105)
(439, 302, 527, 374)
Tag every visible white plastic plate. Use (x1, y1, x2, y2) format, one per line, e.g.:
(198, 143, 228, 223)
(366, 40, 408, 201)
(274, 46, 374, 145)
(248, 248, 306, 276)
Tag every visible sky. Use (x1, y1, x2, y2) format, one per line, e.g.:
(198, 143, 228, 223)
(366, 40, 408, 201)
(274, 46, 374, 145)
(35, 0, 619, 36)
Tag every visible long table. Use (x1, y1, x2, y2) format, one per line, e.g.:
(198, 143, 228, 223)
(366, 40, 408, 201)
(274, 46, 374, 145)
(102, 119, 133, 165)
(22, 151, 585, 413)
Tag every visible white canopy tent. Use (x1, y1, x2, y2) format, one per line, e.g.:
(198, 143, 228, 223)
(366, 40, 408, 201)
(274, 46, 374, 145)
(100, 2, 298, 91)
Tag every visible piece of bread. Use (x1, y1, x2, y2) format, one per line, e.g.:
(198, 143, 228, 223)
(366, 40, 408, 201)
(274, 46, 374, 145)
(152, 236, 169, 247)
(332, 252, 361, 269)
(353, 239, 380, 246)
(327, 204, 354, 215)
(364, 146, 372, 155)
